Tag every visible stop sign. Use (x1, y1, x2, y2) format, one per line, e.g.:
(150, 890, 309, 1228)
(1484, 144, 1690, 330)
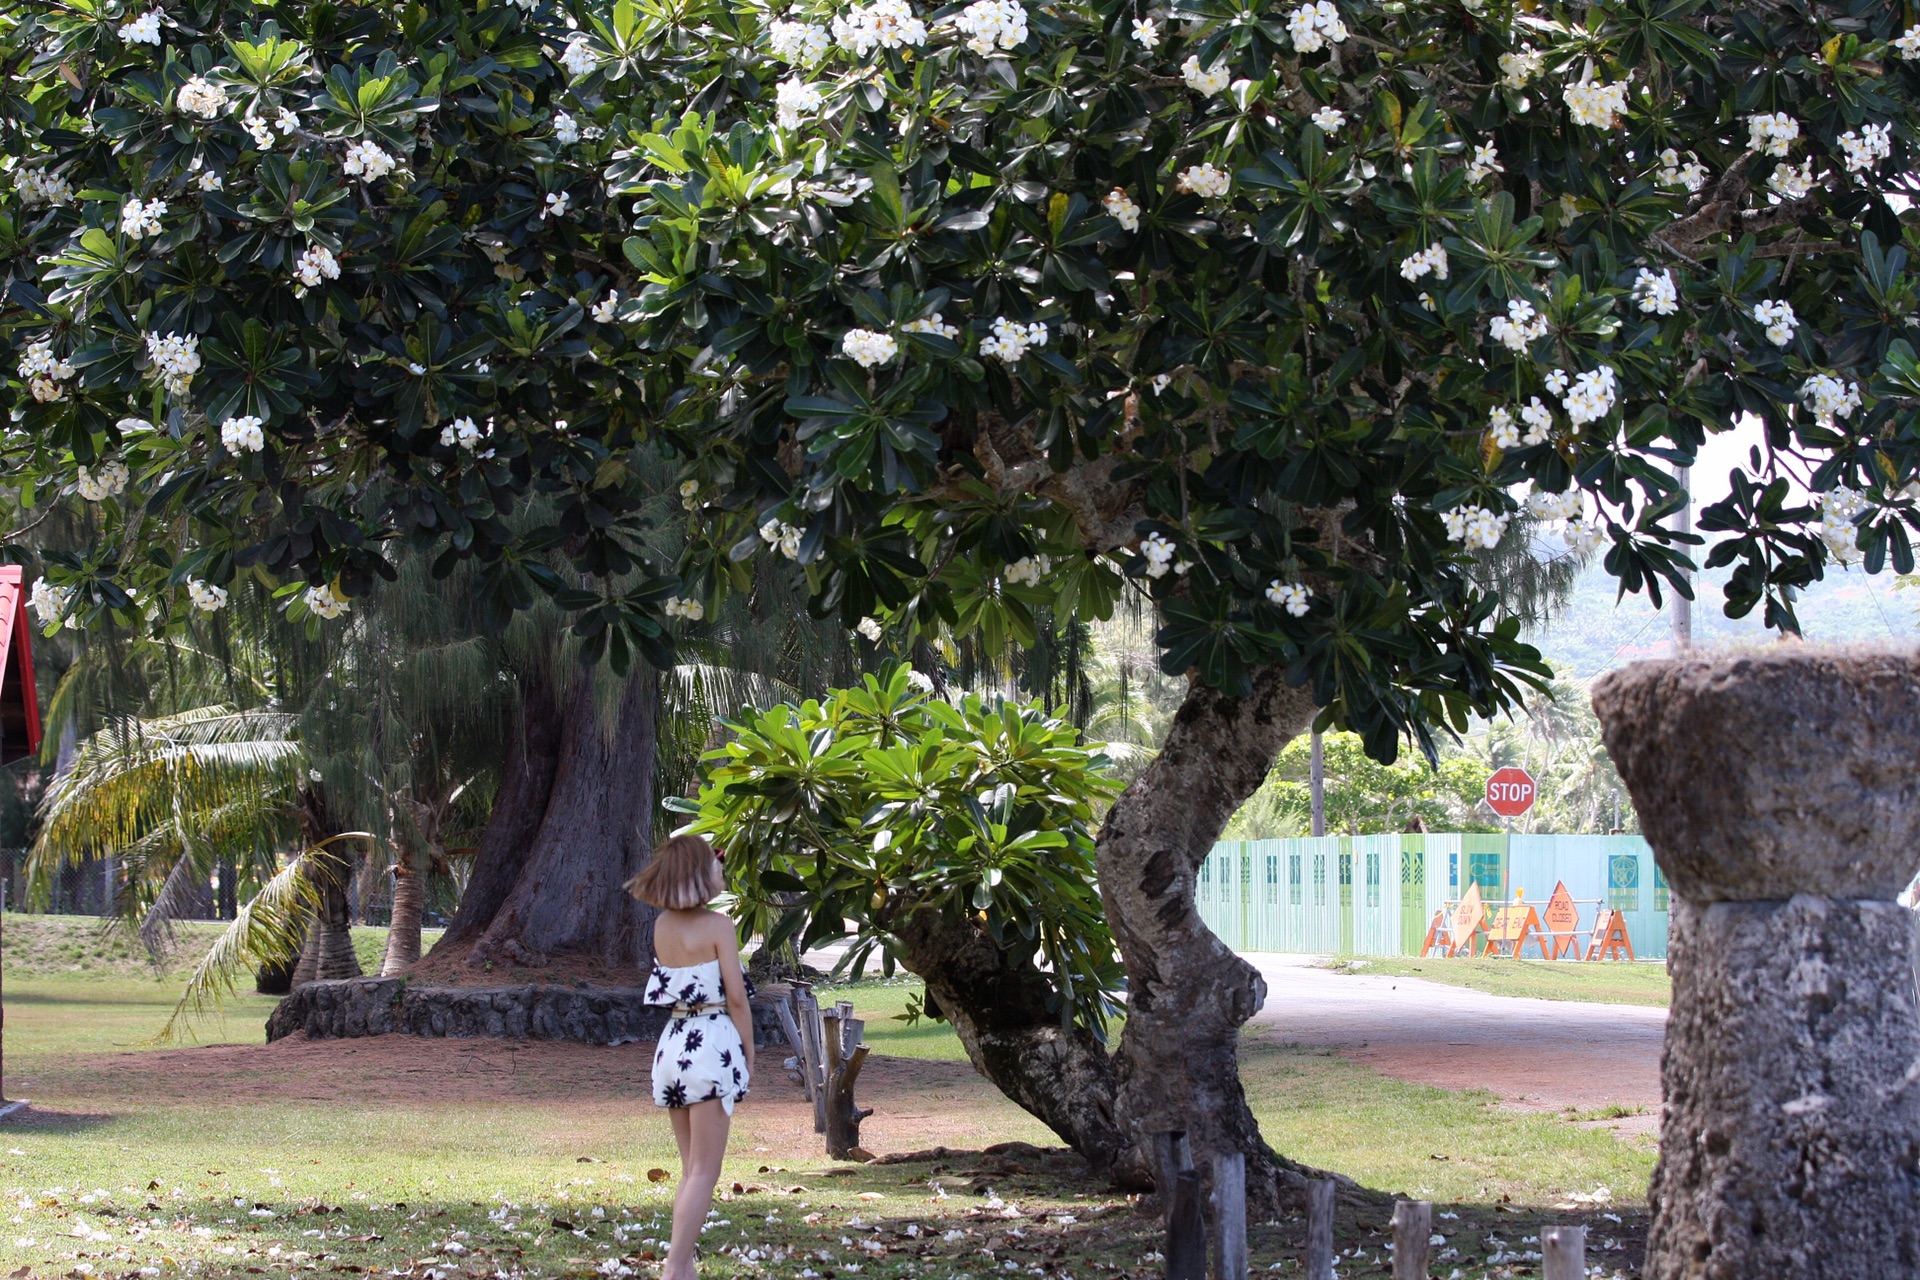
(1485, 767, 1537, 817)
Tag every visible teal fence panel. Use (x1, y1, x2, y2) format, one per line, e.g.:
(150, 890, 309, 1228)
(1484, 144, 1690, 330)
(1195, 832, 1667, 959)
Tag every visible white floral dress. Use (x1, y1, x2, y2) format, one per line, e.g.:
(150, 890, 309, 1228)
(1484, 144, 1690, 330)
(646, 959, 751, 1114)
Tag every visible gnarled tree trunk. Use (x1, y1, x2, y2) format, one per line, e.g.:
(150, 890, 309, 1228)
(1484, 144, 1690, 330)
(890, 904, 1132, 1175)
(437, 665, 661, 971)
(1098, 663, 1318, 1208)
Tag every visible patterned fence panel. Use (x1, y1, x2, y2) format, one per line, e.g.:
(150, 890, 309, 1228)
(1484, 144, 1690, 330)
(1195, 832, 1668, 959)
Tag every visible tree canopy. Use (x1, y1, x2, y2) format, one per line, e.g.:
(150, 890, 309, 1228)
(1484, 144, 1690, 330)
(6, 0, 1920, 757)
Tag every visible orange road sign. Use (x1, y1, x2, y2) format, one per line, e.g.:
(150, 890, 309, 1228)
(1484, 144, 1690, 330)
(1541, 881, 1582, 959)
(1448, 883, 1485, 956)
(1585, 908, 1636, 961)
(1480, 904, 1549, 959)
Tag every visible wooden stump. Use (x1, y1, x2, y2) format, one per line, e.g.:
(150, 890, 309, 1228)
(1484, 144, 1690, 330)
(820, 1006, 872, 1159)
(1211, 1152, 1247, 1280)
(1390, 1200, 1431, 1280)
(1303, 1178, 1335, 1280)
(1542, 1224, 1585, 1280)
(1165, 1168, 1206, 1280)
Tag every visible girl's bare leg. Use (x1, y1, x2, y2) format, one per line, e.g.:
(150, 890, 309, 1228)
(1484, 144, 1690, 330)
(663, 1099, 731, 1280)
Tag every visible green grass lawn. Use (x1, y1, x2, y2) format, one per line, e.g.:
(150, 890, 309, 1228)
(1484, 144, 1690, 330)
(1325, 955, 1671, 1006)
(0, 921, 1649, 1279)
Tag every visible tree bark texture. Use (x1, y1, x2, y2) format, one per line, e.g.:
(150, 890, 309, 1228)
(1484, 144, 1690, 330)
(1098, 663, 1318, 1208)
(291, 829, 363, 988)
(380, 849, 425, 976)
(889, 902, 1132, 1176)
(437, 664, 563, 950)
(463, 668, 661, 970)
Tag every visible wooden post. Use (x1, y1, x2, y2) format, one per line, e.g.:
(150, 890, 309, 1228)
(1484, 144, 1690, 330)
(794, 987, 828, 1134)
(1303, 1178, 1335, 1280)
(1211, 1152, 1247, 1280)
(1542, 1225, 1585, 1280)
(773, 990, 810, 1099)
(1152, 1129, 1193, 1223)
(1165, 1168, 1206, 1280)
(1390, 1200, 1430, 1280)
(819, 1008, 872, 1159)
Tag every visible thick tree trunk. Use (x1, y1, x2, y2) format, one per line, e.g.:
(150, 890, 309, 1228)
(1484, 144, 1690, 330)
(462, 668, 661, 970)
(1098, 664, 1317, 1209)
(381, 849, 425, 976)
(890, 903, 1133, 1176)
(437, 665, 563, 949)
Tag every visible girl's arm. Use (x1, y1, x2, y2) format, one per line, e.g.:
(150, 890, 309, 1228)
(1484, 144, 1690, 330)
(715, 916, 755, 1076)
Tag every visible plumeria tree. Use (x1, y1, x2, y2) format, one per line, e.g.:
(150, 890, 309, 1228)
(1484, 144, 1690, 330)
(8, 0, 1920, 1203)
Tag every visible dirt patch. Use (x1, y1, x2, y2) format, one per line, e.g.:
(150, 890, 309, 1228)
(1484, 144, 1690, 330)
(21, 1031, 1050, 1156)
(403, 936, 648, 989)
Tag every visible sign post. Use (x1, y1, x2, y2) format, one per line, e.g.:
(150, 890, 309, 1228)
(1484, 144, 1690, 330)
(1485, 767, 1537, 819)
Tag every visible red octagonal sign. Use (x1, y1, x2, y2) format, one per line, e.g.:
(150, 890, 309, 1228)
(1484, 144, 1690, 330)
(1485, 767, 1537, 817)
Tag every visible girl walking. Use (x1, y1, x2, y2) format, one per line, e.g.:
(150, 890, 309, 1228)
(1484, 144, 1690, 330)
(627, 835, 753, 1280)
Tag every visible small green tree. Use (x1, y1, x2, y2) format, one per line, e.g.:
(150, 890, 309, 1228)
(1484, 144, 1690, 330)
(686, 666, 1127, 1165)
(1226, 729, 1495, 837)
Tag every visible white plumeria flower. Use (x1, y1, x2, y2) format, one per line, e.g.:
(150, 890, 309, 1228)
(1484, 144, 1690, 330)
(1150, 372, 1174, 393)
(220, 415, 267, 454)
(1544, 367, 1570, 397)
(1440, 504, 1509, 550)
(902, 313, 960, 339)
(1311, 106, 1345, 134)
(979, 317, 1047, 362)
(120, 196, 166, 239)
(145, 332, 200, 393)
(541, 191, 571, 220)
(1562, 517, 1605, 556)
(842, 329, 899, 367)
(831, 0, 929, 56)
(1525, 485, 1582, 522)
(855, 616, 883, 642)
(1838, 123, 1892, 174)
(759, 518, 805, 560)
(1486, 406, 1520, 450)
(118, 11, 162, 44)
(1176, 163, 1231, 199)
(560, 36, 599, 78)
(1003, 554, 1050, 587)
(1558, 366, 1619, 426)
(1285, 0, 1347, 54)
(1498, 50, 1542, 89)
(592, 291, 619, 323)
(1488, 298, 1547, 352)
(1801, 373, 1862, 426)
(770, 20, 831, 64)
(176, 76, 226, 119)
(679, 478, 701, 509)
(1103, 188, 1141, 232)
(187, 580, 229, 612)
(341, 140, 397, 181)
(1634, 268, 1679, 316)
(242, 114, 277, 149)
(439, 416, 484, 449)
(30, 578, 74, 627)
(1265, 580, 1312, 617)
(304, 584, 351, 620)
(1417, 291, 1435, 312)
(1746, 112, 1800, 157)
(664, 596, 707, 622)
(75, 460, 130, 502)
(1399, 243, 1449, 283)
(1655, 148, 1709, 192)
(275, 107, 298, 134)
(1130, 18, 1160, 49)
(196, 168, 223, 192)
(1465, 143, 1502, 183)
(1896, 24, 1920, 58)
(1180, 56, 1231, 97)
(293, 244, 340, 295)
(1753, 299, 1796, 347)
(1139, 532, 1178, 578)
(1767, 158, 1817, 200)
(1816, 487, 1870, 560)
(1518, 397, 1553, 445)
(775, 78, 824, 129)
(553, 111, 581, 145)
(16, 168, 74, 206)
(951, 0, 1027, 56)
(1563, 80, 1630, 130)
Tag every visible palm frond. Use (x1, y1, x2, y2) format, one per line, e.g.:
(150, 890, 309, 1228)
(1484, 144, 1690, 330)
(157, 834, 369, 1042)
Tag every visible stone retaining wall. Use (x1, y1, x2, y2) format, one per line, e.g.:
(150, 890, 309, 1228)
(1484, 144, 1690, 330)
(264, 978, 791, 1048)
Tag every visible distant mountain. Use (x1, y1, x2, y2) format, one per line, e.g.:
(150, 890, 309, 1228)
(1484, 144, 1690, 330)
(1524, 554, 1914, 680)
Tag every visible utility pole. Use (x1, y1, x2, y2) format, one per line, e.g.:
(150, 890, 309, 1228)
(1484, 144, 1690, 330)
(1309, 729, 1326, 838)
(1672, 465, 1693, 652)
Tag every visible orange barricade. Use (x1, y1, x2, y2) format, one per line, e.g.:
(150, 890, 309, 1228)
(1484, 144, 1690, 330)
(1447, 883, 1485, 957)
(1585, 907, 1636, 961)
(1480, 903, 1549, 959)
(1420, 909, 1454, 958)
(1541, 881, 1583, 960)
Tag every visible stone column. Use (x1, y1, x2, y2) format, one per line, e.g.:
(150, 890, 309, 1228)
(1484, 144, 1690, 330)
(1592, 648, 1920, 1280)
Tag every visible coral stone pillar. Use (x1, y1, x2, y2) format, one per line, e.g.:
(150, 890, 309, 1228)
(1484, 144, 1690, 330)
(1592, 648, 1920, 1280)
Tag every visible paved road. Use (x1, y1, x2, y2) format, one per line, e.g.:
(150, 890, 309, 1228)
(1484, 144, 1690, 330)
(1243, 953, 1665, 1128)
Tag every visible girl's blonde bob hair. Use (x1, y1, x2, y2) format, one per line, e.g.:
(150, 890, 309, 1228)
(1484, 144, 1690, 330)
(626, 834, 726, 910)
